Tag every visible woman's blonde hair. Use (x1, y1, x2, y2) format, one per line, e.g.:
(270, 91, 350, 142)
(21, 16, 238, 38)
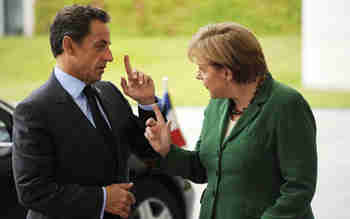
(188, 22, 269, 83)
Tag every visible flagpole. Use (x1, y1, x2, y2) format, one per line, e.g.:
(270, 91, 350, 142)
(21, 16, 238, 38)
(162, 76, 168, 93)
(161, 76, 187, 147)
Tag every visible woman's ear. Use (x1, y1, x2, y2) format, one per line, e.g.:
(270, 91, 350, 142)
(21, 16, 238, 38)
(62, 35, 74, 56)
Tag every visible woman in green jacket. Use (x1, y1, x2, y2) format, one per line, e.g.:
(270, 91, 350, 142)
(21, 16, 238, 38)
(145, 22, 317, 219)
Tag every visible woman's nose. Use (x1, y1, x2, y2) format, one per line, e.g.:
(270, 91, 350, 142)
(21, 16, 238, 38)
(196, 72, 203, 80)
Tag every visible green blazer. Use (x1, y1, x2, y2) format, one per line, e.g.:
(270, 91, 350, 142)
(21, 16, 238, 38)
(158, 74, 317, 219)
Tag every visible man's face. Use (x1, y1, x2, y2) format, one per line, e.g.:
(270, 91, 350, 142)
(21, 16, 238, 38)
(72, 19, 113, 84)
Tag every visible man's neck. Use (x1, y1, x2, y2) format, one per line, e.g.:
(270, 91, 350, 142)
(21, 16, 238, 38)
(56, 57, 83, 82)
(56, 58, 71, 75)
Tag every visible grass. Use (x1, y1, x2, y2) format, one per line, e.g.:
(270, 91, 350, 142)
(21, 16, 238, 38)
(1, 34, 350, 108)
(36, 0, 301, 36)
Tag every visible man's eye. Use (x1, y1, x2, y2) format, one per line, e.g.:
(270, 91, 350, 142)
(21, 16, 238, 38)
(96, 44, 106, 49)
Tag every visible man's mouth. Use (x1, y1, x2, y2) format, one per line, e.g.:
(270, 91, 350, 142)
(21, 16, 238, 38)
(97, 65, 106, 72)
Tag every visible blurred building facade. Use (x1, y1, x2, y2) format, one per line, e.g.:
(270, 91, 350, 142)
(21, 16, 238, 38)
(0, 0, 35, 36)
(302, 0, 350, 90)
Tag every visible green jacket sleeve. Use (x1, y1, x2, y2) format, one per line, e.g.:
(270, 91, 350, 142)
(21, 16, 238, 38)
(262, 94, 317, 219)
(158, 144, 207, 183)
(156, 108, 208, 184)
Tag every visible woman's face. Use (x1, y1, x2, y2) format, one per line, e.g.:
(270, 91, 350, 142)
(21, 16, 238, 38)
(196, 63, 228, 98)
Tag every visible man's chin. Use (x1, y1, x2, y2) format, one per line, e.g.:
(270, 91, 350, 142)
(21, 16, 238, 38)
(96, 70, 104, 79)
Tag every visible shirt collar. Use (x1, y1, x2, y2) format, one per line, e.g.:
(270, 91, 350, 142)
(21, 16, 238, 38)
(54, 66, 86, 99)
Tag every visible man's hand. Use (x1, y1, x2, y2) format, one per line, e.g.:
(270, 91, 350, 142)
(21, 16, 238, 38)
(105, 183, 136, 218)
(145, 104, 172, 157)
(121, 55, 156, 105)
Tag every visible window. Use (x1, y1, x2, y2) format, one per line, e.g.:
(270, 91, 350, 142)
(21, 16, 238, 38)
(3, 0, 24, 35)
(0, 120, 10, 142)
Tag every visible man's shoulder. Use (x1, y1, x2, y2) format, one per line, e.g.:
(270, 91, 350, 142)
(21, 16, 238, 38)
(21, 84, 47, 103)
(16, 79, 54, 114)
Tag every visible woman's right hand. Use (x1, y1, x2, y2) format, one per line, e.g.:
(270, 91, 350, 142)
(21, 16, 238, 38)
(144, 104, 172, 157)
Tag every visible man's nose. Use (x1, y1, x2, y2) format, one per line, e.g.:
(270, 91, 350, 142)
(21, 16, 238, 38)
(105, 47, 113, 62)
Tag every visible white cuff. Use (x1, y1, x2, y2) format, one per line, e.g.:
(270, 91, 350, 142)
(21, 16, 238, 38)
(101, 187, 106, 219)
(138, 96, 163, 111)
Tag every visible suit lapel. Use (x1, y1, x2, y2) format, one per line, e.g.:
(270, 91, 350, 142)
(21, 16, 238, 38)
(48, 72, 96, 130)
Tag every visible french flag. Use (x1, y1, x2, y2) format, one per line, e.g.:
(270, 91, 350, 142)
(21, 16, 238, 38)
(161, 78, 187, 147)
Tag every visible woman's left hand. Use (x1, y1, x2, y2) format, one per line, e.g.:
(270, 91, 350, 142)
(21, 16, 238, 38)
(144, 104, 172, 157)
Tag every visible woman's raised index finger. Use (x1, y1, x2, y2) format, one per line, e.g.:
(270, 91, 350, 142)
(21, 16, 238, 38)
(124, 55, 133, 76)
(152, 104, 165, 124)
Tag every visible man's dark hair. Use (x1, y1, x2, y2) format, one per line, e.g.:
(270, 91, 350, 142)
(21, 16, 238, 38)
(49, 4, 110, 57)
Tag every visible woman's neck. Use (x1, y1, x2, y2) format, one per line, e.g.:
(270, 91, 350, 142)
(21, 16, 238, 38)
(228, 77, 261, 111)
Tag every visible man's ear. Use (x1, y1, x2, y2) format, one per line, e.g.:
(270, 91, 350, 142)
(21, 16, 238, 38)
(62, 35, 74, 56)
(224, 67, 233, 81)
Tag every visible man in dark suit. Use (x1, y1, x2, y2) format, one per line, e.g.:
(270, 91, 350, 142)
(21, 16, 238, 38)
(12, 5, 159, 219)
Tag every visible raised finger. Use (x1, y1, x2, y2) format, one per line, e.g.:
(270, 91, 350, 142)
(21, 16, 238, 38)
(152, 104, 165, 124)
(124, 55, 133, 77)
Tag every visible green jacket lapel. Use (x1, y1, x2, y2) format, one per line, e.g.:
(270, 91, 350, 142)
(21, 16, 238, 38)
(222, 73, 274, 148)
(217, 99, 231, 146)
(222, 103, 260, 147)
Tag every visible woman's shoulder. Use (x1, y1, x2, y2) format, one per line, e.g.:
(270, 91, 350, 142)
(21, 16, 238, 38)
(270, 80, 307, 106)
(267, 80, 313, 117)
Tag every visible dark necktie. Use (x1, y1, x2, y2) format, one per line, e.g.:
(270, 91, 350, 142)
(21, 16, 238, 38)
(83, 85, 114, 143)
(83, 85, 122, 187)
